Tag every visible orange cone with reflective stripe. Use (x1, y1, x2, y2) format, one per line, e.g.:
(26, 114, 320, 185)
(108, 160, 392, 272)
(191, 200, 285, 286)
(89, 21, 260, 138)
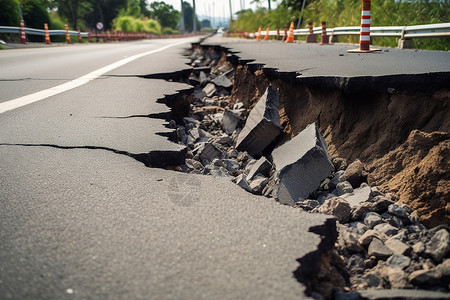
(20, 20, 26, 44)
(65, 24, 71, 43)
(44, 23, 50, 44)
(256, 26, 262, 41)
(263, 26, 270, 40)
(285, 22, 294, 43)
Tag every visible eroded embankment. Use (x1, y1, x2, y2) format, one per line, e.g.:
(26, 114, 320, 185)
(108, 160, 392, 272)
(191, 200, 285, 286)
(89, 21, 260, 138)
(226, 56, 449, 228)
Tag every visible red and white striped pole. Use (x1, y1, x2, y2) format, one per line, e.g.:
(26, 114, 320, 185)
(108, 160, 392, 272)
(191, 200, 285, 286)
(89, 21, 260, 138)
(20, 20, 26, 44)
(319, 21, 330, 45)
(306, 22, 316, 43)
(44, 23, 50, 44)
(348, 0, 380, 53)
(77, 27, 82, 43)
(87, 29, 92, 43)
(65, 24, 71, 43)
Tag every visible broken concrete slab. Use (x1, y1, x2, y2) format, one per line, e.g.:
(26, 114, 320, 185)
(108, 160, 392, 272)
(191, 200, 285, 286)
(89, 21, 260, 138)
(357, 289, 450, 300)
(233, 102, 244, 110)
(272, 123, 334, 205)
(235, 86, 283, 157)
(213, 74, 233, 88)
(249, 174, 269, 194)
(193, 89, 207, 100)
(222, 109, 244, 135)
(341, 184, 372, 207)
(199, 71, 208, 86)
(247, 157, 272, 180)
(235, 174, 252, 192)
(203, 83, 216, 97)
(199, 143, 222, 162)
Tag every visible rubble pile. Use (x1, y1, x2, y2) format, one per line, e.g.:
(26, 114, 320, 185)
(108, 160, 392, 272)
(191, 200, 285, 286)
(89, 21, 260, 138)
(314, 160, 450, 293)
(172, 48, 450, 298)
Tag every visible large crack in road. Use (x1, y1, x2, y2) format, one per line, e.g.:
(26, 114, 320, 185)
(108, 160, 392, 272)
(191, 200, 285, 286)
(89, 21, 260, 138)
(146, 41, 450, 299)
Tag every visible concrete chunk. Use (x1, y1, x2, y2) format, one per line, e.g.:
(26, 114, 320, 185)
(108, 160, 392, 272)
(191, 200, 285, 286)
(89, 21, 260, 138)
(249, 174, 269, 194)
(199, 143, 222, 162)
(247, 157, 272, 180)
(272, 123, 334, 205)
(203, 83, 216, 97)
(222, 109, 244, 135)
(199, 71, 208, 85)
(235, 86, 283, 157)
(213, 74, 233, 88)
(235, 174, 252, 192)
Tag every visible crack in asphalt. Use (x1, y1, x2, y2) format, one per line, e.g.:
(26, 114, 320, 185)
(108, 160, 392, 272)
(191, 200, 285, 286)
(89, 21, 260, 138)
(0, 143, 185, 168)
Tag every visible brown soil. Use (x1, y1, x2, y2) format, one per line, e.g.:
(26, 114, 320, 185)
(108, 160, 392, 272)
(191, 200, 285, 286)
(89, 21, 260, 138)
(230, 65, 450, 227)
(367, 130, 450, 228)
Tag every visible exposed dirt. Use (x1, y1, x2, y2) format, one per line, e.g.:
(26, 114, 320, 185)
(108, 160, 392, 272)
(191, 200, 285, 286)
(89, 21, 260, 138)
(367, 130, 450, 227)
(229, 64, 450, 228)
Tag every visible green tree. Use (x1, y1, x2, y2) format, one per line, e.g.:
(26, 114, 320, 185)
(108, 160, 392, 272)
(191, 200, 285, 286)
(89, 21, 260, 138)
(21, 0, 50, 28)
(182, 1, 199, 32)
(51, 0, 92, 29)
(83, 0, 128, 30)
(0, 0, 20, 26)
(149, 1, 180, 29)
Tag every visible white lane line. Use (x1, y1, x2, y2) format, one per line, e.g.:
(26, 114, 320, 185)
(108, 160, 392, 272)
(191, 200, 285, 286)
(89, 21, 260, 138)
(0, 39, 189, 114)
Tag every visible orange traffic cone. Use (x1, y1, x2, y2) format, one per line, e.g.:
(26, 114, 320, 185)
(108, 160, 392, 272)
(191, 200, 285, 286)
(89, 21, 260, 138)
(65, 24, 71, 43)
(20, 20, 26, 44)
(44, 23, 50, 44)
(263, 26, 270, 40)
(285, 22, 294, 43)
(256, 26, 262, 41)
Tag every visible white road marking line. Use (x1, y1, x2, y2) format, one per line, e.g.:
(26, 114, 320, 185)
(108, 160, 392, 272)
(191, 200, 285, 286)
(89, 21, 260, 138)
(0, 40, 189, 114)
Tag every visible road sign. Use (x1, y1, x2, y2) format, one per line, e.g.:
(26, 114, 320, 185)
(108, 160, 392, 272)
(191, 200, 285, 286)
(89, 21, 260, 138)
(96, 22, 104, 30)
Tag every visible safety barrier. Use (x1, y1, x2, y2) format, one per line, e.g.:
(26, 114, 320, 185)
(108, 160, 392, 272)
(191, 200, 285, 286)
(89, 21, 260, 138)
(0, 24, 204, 43)
(247, 22, 450, 49)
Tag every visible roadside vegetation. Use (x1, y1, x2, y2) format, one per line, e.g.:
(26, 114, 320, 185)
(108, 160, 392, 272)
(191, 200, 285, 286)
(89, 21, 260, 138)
(0, 0, 191, 42)
(231, 0, 450, 50)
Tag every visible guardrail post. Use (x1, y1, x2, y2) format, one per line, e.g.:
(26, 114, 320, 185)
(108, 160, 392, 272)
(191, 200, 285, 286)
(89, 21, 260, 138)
(306, 22, 316, 43)
(348, 0, 381, 53)
(77, 27, 82, 43)
(398, 27, 413, 49)
(20, 20, 26, 44)
(65, 24, 71, 43)
(44, 23, 50, 44)
(330, 29, 338, 43)
(276, 26, 280, 40)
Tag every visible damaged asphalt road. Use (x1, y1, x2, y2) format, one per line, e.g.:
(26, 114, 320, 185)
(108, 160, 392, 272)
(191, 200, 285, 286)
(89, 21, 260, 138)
(0, 38, 335, 299)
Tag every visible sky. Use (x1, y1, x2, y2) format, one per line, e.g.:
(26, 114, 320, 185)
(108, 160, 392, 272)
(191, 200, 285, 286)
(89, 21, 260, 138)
(158, 0, 279, 22)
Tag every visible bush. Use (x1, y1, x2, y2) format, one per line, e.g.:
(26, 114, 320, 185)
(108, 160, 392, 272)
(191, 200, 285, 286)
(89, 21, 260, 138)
(143, 18, 161, 35)
(113, 15, 161, 35)
(162, 27, 180, 35)
(114, 15, 136, 32)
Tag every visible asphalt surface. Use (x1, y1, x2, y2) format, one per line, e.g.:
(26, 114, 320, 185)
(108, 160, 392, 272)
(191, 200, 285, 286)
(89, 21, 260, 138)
(201, 35, 450, 92)
(0, 38, 333, 299)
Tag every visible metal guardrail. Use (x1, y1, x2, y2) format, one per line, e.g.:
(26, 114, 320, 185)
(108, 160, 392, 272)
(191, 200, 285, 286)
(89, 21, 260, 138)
(0, 26, 89, 37)
(248, 22, 450, 41)
(0, 25, 201, 42)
